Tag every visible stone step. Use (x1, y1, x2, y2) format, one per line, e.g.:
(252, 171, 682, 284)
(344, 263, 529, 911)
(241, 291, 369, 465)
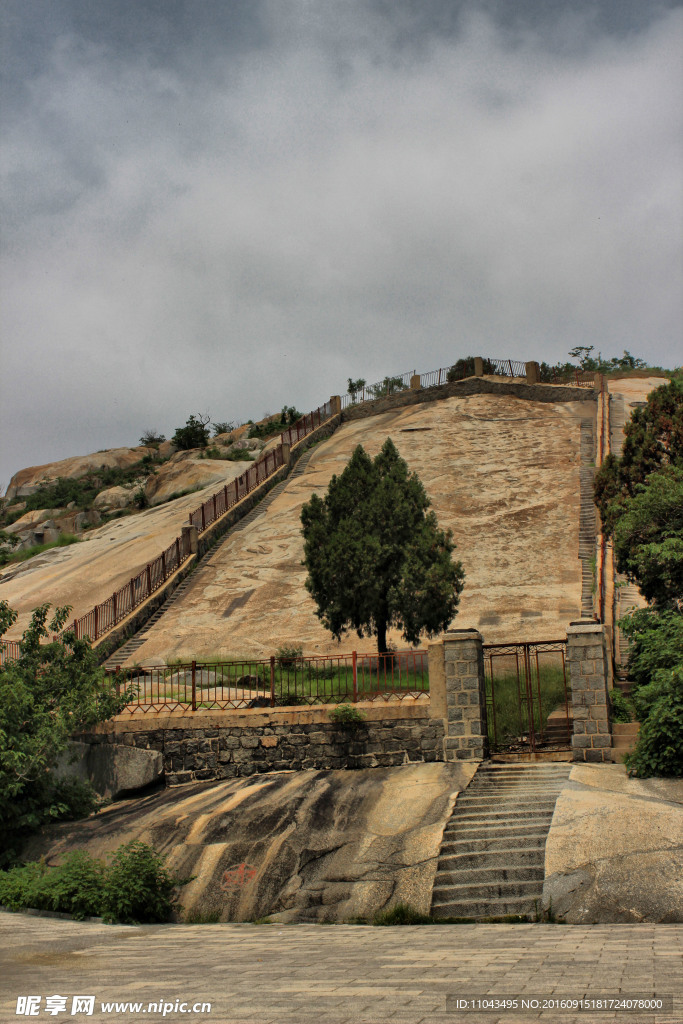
(439, 837, 548, 857)
(446, 824, 550, 842)
(433, 879, 543, 902)
(431, 896, 539, 920)
(437, 850, 545, 871)
(445, 809, 555, 826)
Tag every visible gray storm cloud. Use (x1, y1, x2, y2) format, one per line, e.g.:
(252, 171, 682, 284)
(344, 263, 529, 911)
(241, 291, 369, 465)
(1, 1, 681, 486)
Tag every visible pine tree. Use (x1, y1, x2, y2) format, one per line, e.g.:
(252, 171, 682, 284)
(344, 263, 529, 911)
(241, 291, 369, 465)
(301, 438, 465, 654)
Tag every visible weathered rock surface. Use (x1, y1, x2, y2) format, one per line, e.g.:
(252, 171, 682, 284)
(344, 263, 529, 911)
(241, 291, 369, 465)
(25, 762, 475, 923)
(143, 456, 252, 506)
(4, 508, 58, 535)
(93, 486, 136, 511)
(54, 742, 162, 799)
(4, 447, 156, 502)
(543, 764, 683, 923)
(130, 392, 590, 663)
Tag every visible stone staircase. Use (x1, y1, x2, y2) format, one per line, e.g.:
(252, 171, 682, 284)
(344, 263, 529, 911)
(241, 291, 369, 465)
(104, 447, 319, 669)
(611, 722, 640, 760)
(579, 419, 597, 619)
(431, 762, 572, 921)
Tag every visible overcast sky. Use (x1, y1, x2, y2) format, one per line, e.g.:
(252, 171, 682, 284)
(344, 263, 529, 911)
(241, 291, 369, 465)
(1, 0, 682, 490)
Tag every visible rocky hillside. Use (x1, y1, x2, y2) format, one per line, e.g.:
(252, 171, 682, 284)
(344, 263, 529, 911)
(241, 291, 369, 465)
(0, 420, 280, 567)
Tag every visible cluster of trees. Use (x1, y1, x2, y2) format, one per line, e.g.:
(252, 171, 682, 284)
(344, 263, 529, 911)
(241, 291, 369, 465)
(594, 379, 683, 776)
(301, 438, 464, 655)
(139, 417, 237, 452)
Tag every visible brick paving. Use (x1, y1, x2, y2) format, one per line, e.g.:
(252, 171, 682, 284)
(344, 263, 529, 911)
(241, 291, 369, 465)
(0, 913, 680, 1024)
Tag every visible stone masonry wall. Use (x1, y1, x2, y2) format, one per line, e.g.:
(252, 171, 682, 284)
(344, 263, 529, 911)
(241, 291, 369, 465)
(81, 704, 444, 787)
(342, 378, 596, 423)
(566, 622, 613, 763)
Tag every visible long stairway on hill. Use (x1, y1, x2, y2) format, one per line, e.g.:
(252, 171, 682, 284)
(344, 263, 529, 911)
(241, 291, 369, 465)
(103, 446, 319, 669)
(431, 762, 572, 921)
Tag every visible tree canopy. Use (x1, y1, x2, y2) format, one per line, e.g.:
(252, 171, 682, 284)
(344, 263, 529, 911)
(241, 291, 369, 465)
(300, 438, 465, 654)
(0, 602, 132, 866)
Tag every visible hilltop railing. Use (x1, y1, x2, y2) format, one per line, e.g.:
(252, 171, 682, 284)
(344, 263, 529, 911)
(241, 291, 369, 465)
(109, 649, 429, 713)
(341, 371, 415, 410)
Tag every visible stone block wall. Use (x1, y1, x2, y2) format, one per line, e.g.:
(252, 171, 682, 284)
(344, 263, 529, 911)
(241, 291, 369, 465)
(566, 621, 613, 762)
(81, 703, 444, 787)
(441, 630, 488, 761)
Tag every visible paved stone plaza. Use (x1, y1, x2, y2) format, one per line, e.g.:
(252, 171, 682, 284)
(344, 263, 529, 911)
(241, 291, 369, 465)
(1, 913, 681, 1024)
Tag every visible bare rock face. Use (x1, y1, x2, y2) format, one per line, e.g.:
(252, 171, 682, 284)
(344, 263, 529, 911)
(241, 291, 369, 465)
(93, 486, 136, 511)
(4, 508, 57, 535)
(543, 765, 683, 923)
(143, 457, 253, 507)
(26, 763, 475, 923)
(4, 447, 156, 502)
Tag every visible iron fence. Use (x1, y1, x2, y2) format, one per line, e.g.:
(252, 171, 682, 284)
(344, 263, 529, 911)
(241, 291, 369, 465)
(341, 371, 415, 410)
(109, 649, 429, 713)
(483, 639, 571, 753)
(0, 639, 21, 666)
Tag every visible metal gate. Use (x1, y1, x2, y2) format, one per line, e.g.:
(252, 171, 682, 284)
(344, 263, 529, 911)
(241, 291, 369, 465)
(483, 640, 572, 754)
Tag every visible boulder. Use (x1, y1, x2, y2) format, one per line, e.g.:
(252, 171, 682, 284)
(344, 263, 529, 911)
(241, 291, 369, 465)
(54, 741, 163, 800)
(4, 447, 157, 502)
(93, 486, 136, 511)
(4, 509, 56, 535)
(543, 764, 683, 923)
(144, 457, 252, 507)
(73, 509, 101, 531)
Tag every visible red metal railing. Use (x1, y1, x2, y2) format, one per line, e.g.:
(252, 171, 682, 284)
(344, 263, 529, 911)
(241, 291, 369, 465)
(341, 371, 415, 409)
(0, 639, 22, 666)
(110, 649, 429, 713)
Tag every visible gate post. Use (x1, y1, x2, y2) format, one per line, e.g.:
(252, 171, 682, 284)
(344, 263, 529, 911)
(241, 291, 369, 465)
(441, 629, 488, 761)
(566, 621, 613, 762)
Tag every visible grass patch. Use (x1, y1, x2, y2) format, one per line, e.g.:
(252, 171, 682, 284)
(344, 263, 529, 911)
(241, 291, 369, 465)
(0, 533, 81, 568)
(485, 665, 568, 751)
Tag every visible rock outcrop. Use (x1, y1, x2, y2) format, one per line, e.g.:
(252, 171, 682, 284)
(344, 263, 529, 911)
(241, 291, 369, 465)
(543, 764, 683, 923)
(4, 447, 156, 502)
(143, 455, 254, 506)
(25, 762, 475, 923)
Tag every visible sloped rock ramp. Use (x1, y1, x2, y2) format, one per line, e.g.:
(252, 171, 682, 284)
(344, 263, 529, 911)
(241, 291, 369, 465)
(431, 762, 571, 920)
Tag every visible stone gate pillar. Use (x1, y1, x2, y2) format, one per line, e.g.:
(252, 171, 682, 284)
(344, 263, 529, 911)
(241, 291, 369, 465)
(441, 629, 488, 761)
(566, 621, 613, 762)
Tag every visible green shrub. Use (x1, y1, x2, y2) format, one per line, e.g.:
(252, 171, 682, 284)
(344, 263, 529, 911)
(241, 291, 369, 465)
(101, 841, 177, 924)
(171, 414, 211, 451)
(0, 533, 81, 568)
(0, 842, 177, 923)
(626, 667, 683, 777)
(447, 357, 495, 381)
(212, 421, 235, 437)
(609, 689, 635, 723)
(139, 430, 166, 447)
(329, 704, 366, 730)
(373, 902, 432, 925)
(276, 644, 303, 668)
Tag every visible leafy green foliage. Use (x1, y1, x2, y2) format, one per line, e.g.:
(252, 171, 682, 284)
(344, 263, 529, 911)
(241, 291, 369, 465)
(346, 378, 366, 400)
(171, 414, 211, 450)
(1, 455, 166, 526)
(329, 703, 366, 729)
(248, 406, 302, 440)
(626, 667, 683, 777)
(0, 602, 133, 866)
(370, 376, 407, 397)
(301, 439, 465, 653)
(0, 843, 177, 923)
(138, 430, 166, 447)
(211, 421, 235, 436)
(594, 379, 683, 539)
(619, 607, 683, 690)
(609, 689, 635, 723)
(276, 644, 303, 668)
(101, 841, 177, 924)
(0, 533, 81, 568)
(447, 357, 495, 381)
(611, 468, 683, 607)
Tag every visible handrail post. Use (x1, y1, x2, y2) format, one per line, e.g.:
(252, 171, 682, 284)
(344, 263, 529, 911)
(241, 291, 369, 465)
(176, 537, 180, 566)
(115, 665, 121, 698)
(94, 605, 99, 640)
(146, 564, 152, 596)
(113, 591, 118, 624)
(270, 655, 275, 707)
(161, 550, 166, 578)
(352, 650, 358, 703)
(191, 660, 197, 711)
